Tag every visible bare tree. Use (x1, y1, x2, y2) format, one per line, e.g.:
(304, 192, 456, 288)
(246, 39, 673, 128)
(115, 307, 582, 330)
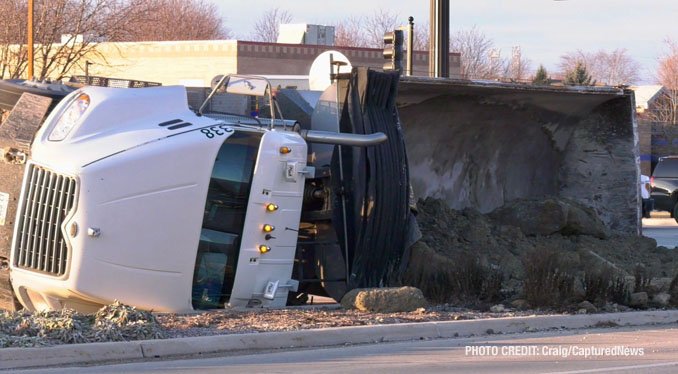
(451, 26, 505, 79)
(559, 48, 639, 86)
(363, 9, 400, 48)
(122, 0, 230, 41)
(0, 0, 28, 79)
(0, 0, 153, 80)
(654, 39, 678, 124)
(412, 20, 429, 52)
(558, 49, 591, 78)
(598, 48, 640, 86)
(0, 0, 230, 81)
(30, 0, 158, 80)
(333, 16, 369, 48)
(334, 10, 413, 50)
(503, 46, 532, 81)
(251, 7, 292, 43)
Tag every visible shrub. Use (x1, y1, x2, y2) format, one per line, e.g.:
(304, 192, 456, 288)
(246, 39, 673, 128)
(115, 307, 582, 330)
(521, 248, 575, 307)
(633, 264, 653, 293)
(403, 241, 503, 305)
(582, 264, 614, 305)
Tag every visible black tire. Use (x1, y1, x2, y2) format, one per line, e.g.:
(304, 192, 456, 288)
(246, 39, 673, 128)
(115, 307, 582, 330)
(0, 79, 75, 113)
(673, 203, 678, 224)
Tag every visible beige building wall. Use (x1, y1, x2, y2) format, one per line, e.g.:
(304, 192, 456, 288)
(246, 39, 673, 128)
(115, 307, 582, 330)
(78, 40, 238, 86)
(73, 40, 461, 87)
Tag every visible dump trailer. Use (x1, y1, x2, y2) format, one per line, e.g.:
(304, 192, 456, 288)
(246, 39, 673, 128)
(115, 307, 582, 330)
(0, 68, 412, 312)
(397, 77, 641, 234)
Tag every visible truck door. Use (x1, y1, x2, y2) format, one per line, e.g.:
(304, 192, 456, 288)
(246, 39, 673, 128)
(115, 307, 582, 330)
(192, 131, 262, 309)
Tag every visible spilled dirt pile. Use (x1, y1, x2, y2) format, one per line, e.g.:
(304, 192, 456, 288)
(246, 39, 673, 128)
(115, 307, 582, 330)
(405, 197, 678, 307)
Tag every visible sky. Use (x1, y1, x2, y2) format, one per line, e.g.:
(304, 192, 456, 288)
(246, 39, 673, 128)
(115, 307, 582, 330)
(216, 0, 678, 83)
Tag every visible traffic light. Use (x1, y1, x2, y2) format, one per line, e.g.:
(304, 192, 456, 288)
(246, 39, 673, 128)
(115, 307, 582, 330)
(383, 30, 404, 72)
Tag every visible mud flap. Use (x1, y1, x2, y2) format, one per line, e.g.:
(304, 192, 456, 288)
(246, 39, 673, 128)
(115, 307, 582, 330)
(0, 93, 52, 311)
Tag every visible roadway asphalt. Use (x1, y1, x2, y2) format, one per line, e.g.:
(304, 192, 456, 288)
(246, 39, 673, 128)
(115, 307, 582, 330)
(642, 213, 678, 248)
(12, 325, 678, 374)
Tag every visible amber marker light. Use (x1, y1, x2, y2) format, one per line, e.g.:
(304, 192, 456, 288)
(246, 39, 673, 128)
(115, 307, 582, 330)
(258, 245, 271, 254)
(280, 146, 291, 154)
(263, 224, 275, 232)
(266, 203, 278, 212)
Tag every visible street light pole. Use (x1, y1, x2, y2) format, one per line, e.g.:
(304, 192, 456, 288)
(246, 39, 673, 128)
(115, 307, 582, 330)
(27, 0, 34, 79)
(406, 16, 414, 76)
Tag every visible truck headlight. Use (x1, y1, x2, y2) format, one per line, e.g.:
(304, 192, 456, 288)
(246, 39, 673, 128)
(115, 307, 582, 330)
(49, 93, 90, 141)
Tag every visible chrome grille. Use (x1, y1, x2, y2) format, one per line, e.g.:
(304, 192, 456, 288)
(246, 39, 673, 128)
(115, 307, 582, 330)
(14, 164, 77, 276)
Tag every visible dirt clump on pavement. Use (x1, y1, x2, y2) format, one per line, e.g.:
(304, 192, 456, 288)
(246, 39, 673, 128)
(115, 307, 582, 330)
(405, 197, 678, 308)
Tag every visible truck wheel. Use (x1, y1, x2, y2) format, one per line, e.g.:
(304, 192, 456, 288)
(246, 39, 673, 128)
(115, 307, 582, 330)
(674, 203, 678, 224)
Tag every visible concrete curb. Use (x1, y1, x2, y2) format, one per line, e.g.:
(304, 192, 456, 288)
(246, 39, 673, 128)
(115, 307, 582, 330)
(2, 310, 678, 370)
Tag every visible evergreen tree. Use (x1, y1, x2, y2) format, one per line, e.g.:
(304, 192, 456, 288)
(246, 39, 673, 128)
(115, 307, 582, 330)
(532, 65, 551, 85)
(564, 61, 595, 86)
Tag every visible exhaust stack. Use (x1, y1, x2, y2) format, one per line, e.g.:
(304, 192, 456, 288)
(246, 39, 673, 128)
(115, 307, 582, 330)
(300, 129, 387, 146)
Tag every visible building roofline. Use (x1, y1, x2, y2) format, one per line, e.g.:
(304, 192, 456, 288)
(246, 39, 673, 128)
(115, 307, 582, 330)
(236, 40, 459, 55)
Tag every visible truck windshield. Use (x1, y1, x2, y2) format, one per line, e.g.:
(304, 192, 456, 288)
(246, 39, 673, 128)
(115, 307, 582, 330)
(192, 131, 262, 309)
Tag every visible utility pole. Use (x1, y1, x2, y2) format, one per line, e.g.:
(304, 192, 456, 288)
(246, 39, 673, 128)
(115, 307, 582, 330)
(27, 0, 34, 79)
(429, 0, 449, 78)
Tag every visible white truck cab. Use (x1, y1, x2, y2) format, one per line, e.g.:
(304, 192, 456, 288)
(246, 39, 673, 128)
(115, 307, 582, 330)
(7, 69, 402, 314)
(9, 81, 315, 312)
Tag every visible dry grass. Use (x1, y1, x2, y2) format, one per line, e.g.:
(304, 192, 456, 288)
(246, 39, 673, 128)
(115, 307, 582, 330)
(582, 264, 613, 304)
(521, 248, 575, 308)
(403, 242, 502, 306)
(634, 264, 653, 293)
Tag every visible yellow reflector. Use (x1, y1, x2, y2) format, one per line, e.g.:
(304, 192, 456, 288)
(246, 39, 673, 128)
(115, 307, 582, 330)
(266, 203, 278, 212)
(258, 245, 271, 254)
(263, 224, 275, 232)
(280, 146, 291, 154)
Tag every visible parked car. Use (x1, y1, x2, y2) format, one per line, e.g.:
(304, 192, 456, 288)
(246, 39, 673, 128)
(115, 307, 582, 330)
(649, 156, 678, 221)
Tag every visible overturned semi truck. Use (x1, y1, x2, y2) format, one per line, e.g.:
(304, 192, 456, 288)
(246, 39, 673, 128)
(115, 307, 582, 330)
(0, 69, 640, 312)
(0, 68, 413, 312)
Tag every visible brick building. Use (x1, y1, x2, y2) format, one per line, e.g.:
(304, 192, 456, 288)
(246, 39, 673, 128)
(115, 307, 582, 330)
(79, 39, 462, 87)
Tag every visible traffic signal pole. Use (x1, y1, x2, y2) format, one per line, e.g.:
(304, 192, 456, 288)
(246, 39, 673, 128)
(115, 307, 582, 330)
(429, 0, 449, 78)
